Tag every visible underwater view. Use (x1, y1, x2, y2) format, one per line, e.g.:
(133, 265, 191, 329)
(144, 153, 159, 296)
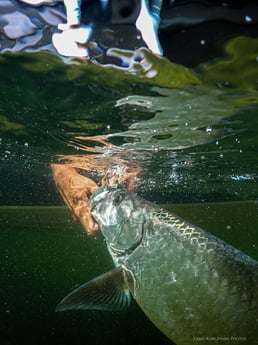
(0, 1, 258, 344)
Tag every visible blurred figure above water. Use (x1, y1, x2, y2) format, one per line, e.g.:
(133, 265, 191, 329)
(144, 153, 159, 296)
(1, 0, 257, 66)
(52, 0, 163, 59)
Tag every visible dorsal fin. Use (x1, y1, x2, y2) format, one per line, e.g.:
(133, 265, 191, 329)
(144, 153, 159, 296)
(56, 267, 131, 312)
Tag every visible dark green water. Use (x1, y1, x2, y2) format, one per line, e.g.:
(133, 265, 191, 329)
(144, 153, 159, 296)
(0, 201, 257, 345)
(1, 26, 258, 345)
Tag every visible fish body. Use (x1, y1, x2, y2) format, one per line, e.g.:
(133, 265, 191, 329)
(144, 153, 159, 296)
(57, 185, 258, 344)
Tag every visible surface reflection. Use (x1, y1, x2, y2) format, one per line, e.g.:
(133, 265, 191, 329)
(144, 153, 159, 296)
(0, 36, 258, 205)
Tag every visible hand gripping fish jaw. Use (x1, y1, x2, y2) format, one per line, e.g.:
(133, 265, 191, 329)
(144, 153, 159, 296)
(90, 185, 148, 256)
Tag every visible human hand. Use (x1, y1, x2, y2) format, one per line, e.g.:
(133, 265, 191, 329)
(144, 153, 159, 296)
(51, 164, 100, 236)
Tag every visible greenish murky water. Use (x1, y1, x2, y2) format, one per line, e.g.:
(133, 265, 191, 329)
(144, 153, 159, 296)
(1, 32, 258, 345)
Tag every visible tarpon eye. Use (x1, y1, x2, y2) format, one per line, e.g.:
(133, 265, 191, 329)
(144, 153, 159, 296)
(112, 193, 124, 206)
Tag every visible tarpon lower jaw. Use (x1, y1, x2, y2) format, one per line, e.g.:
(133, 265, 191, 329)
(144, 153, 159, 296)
(90, 185, 149, 255)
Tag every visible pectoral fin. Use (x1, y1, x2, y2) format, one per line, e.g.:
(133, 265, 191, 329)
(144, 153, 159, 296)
(56, 267, 131, 312)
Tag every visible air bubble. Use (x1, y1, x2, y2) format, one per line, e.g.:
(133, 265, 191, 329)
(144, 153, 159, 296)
(146, 69, 158, 78)
(206, 126, 212, 134)
(245, 15, 252, 23)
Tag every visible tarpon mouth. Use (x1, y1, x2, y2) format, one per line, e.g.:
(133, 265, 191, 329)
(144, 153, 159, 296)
(89, 184, 123, 208)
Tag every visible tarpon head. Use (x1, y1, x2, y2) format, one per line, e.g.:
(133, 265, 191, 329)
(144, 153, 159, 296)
(90, 184, 156, 258)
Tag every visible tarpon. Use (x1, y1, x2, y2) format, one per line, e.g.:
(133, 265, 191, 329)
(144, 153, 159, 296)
(56, 185, 258, 344)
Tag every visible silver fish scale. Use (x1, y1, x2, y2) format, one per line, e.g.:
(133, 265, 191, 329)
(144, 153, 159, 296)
(90, 185, 258, 344)
(122, 208, 258, 344)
